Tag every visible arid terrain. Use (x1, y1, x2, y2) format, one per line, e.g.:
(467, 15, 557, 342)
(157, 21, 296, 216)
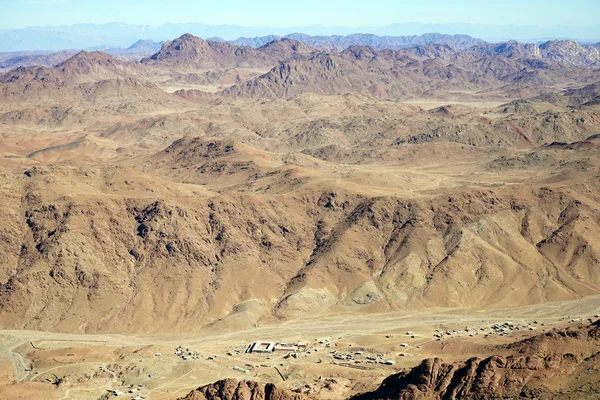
(0, 32, 600, 399)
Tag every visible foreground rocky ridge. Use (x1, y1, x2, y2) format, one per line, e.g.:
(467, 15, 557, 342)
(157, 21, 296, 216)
(352, 322, 600, 399)
(180, 379, 309, 400)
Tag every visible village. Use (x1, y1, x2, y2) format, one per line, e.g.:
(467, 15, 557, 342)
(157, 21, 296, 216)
(9, 309, 595, 400)
(99, 315, 600, 398)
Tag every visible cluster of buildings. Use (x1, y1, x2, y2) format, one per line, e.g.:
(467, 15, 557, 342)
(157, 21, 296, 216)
(330, 350, 395, 365)
(174, 345, 200, 360)
(433, 321, 546, 340)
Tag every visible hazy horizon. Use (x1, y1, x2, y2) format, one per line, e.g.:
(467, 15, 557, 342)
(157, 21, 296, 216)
(2, 0, 599, 28)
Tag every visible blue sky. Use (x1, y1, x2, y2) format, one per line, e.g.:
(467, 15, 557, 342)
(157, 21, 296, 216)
(1, 0, 599, 29)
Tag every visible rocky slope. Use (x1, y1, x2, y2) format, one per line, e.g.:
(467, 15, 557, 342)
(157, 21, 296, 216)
(222, 40, 600, 100)
(0, 77, 190, 126)
(0, 50, 141, 97)
(141, 33, 273, 68)
(1, 152, 600, 332)
(258, 38, 316, 60)
(0, 50, 190, 124)
(222, 53, 390, 99)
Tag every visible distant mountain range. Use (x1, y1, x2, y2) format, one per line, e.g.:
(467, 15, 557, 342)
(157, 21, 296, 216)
(89, 39, 165, 55)
(1, 22, 599, 52)
(4, 33, 599, 104)
(218, 33, 485, 51)
(0, 33, 484, 69)
(87, 39, 165, 60)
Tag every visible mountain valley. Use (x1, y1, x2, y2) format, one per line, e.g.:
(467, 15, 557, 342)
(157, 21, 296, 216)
(0, 31, 599, 400)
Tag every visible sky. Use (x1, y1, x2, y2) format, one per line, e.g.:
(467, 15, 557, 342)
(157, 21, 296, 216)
(1, 0, 599, 30)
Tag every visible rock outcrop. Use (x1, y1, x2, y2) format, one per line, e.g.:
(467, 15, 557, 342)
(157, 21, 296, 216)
(179, 379, 309, 400)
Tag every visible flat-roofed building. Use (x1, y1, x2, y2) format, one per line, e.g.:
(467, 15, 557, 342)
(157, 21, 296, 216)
(246, 341, 276, 353)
